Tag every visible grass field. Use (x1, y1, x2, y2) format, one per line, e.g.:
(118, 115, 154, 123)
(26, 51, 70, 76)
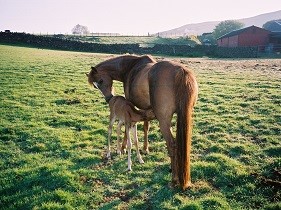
(49, 35, 200, 46)
(0, 44, 280, 209)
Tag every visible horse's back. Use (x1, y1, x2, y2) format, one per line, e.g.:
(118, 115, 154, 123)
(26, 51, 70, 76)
(125, 59, 196, 113)
(148, 61, 182, 115)
(149, 60, 197, 94)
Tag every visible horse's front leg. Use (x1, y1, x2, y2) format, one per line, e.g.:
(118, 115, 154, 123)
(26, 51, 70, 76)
(143, 120, 150, 154)
(132, 123, 144, 164)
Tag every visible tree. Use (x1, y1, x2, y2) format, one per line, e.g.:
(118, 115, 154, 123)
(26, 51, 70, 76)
(198, 33, 217, 45)
(263, 19, 281, 31)
(213, 20, 244, 39)
(71, 24, 90, 35)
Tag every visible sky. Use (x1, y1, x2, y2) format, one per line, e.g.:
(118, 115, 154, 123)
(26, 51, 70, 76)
(0, 0, 280, 35)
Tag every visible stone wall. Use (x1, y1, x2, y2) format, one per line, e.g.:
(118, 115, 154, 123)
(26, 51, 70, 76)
(215, 46, 258, 58)
(0, 32, 259, 58)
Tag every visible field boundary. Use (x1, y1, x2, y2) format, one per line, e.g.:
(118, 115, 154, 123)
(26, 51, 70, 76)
(1, 32, 280, 58)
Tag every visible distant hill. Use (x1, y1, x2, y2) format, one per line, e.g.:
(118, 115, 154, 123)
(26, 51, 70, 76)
(158, 10, 281, 37)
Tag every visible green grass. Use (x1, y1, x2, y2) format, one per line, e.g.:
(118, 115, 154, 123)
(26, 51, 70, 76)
(49, 35, 200, 46)
(0, 45, 280, 209)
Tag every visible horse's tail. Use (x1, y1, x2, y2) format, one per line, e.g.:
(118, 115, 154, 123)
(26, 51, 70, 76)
(175, 67, 198, 190)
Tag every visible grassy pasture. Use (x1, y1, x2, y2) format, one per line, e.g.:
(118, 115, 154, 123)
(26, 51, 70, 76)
(0, 45, 280, 209)
(51, 35, 200, 46)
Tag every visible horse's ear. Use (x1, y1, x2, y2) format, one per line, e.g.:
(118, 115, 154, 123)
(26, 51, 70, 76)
(85, 73, 89, 77)
(91, 66, 98, 74)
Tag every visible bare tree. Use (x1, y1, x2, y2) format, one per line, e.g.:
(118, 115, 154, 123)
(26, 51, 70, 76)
(71, 24, 90, 35)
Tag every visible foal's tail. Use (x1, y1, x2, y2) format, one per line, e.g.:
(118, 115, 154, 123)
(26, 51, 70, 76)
(176, 67, 198, 190)
(128, 105, 155, 122)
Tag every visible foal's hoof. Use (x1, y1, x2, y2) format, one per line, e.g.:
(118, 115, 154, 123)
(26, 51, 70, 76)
(142, 149, 149, 155)
(127, 168, 132, 172)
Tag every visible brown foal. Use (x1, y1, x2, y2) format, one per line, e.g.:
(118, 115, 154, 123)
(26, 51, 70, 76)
(107, 95, 155, 171)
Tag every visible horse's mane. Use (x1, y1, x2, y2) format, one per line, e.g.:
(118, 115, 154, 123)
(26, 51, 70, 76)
(94, 55, 156, 82)
(95, 55, 155, 71)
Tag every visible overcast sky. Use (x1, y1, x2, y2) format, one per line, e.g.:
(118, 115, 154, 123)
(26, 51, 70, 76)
(0, 0, 280, 35)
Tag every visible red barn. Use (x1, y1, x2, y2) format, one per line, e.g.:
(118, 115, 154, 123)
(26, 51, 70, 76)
(217, 25, 270, 47)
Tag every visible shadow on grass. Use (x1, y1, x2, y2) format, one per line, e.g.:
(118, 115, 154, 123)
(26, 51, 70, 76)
(91, 151, 280, 209)
(0, 165, 78, 209)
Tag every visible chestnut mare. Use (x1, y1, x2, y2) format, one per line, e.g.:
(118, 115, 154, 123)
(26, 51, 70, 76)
(107, 95, 155, 171)
(87, 55, 198, 189)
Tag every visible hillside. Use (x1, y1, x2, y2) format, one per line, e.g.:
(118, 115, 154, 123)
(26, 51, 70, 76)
(158, 10, 281, 36)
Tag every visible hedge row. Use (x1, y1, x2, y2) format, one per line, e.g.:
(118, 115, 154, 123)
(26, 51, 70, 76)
(216, 46, 258, 58)
(0, 32, 258, 58)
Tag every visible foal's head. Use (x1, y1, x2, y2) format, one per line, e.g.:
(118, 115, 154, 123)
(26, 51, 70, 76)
(87, 66, 113, 102)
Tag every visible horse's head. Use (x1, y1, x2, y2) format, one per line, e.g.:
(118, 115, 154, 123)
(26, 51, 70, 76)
(87, 66, 113, 103)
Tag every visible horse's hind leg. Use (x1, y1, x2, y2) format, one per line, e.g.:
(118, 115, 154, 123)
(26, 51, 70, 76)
(132, 123, 144, 164)
(155, 111, 179, 186)
(149, 70, 179, 185)
(143, 120, 150, 154)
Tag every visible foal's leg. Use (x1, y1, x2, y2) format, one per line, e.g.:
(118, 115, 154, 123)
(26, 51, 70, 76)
(143, 120, 150, 154)
(125, 124, 132, 171)
(107, 115, 115, 159)
(121, 130, 127, 154)
(132, 123, 144, 164)
(116, 121, 123, 156)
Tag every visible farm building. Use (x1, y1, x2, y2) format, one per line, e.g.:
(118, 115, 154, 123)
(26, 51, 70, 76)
(268, 21, 281, 45)
(217, 25, 271, 47)
(270, 32, 281, 45)
(264, 20, 281, 32)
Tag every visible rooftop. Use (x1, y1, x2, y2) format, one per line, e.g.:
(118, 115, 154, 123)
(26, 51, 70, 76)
(217, 25, 270, 40)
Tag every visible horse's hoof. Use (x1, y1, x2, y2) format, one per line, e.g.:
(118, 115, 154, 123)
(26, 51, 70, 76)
(127, 168, 132, 172)
(182, 181, 193, 190)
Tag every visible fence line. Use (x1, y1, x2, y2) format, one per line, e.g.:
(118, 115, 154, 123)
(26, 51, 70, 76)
(1, 32, 281, 58)
(32, 32, 156, 38)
